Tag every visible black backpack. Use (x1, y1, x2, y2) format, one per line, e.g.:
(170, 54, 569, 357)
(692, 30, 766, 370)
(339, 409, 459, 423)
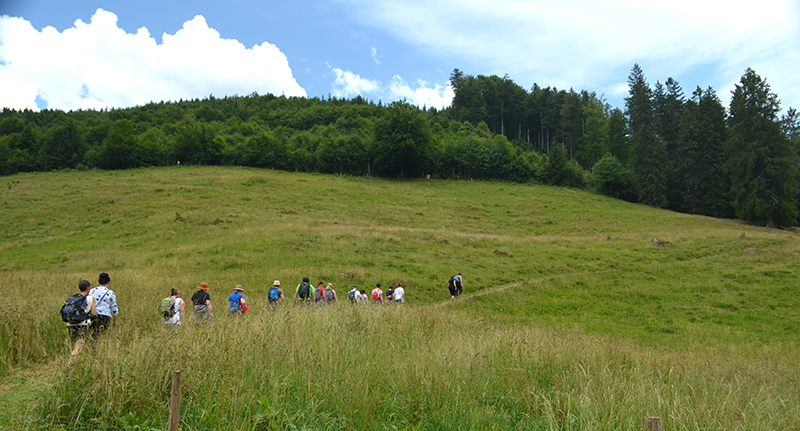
(347, 289, 356, 303)
(61, 294, 89, 324)
(298, 282, 311, 299)
(448, 277, 456, 289)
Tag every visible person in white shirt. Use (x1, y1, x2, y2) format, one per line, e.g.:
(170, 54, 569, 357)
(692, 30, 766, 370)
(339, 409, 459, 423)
(89, 272, 118, 337)
(356, 289, 368, 304)
(163, 288, 185, 325)
(393, 283, 405, 304)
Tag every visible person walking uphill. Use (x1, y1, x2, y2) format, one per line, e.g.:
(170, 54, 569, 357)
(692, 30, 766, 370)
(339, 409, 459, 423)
(191, 282, 215, 323)
(267, 280, 285, 306)
(162, 288, 184, 326)
(89, 272, 118, 337)
(63, 279, 97, 357)
(455, 273, 464, 297)
(293, 277, 314, 306)
(228, 285, 248, 315)
(371, 283, 384, 304)
(324, 283, 337, 304)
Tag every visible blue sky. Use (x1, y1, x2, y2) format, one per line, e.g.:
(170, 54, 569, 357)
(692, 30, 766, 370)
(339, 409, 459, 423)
(2, 0, 799, 114)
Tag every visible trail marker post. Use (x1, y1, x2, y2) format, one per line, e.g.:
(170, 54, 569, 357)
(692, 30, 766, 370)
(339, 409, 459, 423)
(169, 371, 182, 431)
(648, 417, 662, 431)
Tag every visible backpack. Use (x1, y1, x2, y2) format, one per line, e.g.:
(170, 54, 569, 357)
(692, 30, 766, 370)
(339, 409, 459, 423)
(229, 292, 243, 310)
(298, 282, 311, 299)
(61, 294, 89, 324)
(372, 289, 380, 301)
(160, 297, 177, 319)
(448, 276, 456, 289)
(268, 286, 279, 302)
(347, 289, 356, 303)
(325, 289, 335, 302)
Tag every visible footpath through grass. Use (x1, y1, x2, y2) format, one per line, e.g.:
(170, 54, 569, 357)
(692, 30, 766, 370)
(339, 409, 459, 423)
(0, 166, 798, 429)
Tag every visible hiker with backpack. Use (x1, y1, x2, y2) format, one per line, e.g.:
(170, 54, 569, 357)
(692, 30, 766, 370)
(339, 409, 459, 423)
(293, 277, 314, 306)
(313, 281, 326, 306)
(267, 280, 285, 306)
(347, 285, 359, 304)
(385, 285, 395, 305)
(228, 285, 248, 315)
(63, 279, 97, 357)
(324, 283, 337, 304)
(371, 283, 384, 305)
(357, 289, 368, 304)
(89, 272, 118, 337)
(160, 288, 184, 325)
(191, 282, 215, 323)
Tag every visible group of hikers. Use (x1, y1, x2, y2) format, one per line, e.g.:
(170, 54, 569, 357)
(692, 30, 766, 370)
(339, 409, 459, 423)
(63, 272, 463, 357)
(173, 278, 409, 324)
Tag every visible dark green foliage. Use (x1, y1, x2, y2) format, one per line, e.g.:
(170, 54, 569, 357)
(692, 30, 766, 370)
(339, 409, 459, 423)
(626, 64, 669, 208)
(591, 154, 636, 200)
(372, 101, 433, 178)
(676, 87, 730, 217)
(727, 69, 798, 228)
(99, 119, 137, 170)
(2, 65, 799, 228)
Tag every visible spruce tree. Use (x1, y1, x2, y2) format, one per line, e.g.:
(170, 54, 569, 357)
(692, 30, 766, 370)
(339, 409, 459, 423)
(625, 64, 668, 208)
(727, 69, 798, 228)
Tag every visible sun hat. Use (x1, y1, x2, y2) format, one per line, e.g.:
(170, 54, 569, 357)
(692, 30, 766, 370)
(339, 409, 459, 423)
(273, 280, 281, 286)
(198, 282, 209, 290)
(326, 283, 333, 289)
(234, 285, 244, 292)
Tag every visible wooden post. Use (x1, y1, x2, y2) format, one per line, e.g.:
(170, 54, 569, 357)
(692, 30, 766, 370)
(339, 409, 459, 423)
(648, 417, 662, 431)
(169, 371, 182, 431)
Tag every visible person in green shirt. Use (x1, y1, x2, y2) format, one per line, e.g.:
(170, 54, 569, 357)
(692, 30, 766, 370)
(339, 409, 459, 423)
(293, 277, 314, 306)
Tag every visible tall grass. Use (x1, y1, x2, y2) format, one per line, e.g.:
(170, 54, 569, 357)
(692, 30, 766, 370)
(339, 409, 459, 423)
(1, 167, 799, 428)
(38, 304, 799, 430)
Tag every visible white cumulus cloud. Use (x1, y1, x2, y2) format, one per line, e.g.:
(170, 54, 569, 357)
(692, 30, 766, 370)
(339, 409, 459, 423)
(339, 0, 800, 109)
(331, 66, 453, 110)
(0, 9, 306, 111)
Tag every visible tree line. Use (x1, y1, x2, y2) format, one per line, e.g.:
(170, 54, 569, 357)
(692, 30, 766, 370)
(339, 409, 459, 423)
(1, 65, 798, 227)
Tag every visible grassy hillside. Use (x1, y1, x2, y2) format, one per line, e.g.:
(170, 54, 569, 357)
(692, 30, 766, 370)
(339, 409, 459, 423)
(0, 166, 798, 430)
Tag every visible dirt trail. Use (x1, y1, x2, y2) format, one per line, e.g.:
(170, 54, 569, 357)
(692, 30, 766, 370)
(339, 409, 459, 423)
(432, 270, 615, 307)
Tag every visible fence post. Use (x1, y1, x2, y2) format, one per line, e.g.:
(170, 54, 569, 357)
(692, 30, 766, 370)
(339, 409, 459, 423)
(169, 371, 182, 431)
(648, 417, 662, 431)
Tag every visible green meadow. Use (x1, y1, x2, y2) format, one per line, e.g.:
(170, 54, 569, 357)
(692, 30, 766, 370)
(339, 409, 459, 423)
(0, 166, 798, 430)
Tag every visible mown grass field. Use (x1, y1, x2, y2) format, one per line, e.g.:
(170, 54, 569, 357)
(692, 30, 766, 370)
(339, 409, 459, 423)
(0, 166, 798, 430)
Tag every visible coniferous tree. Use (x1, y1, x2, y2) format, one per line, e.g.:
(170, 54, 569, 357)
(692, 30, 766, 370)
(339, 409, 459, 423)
(606, 108, 629, 164)
(677, 87, 729, 216)
(727, 69, 798, 228)
(625, 64, 668, 208)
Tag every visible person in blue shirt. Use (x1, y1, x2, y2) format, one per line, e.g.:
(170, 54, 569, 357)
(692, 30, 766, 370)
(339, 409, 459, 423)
(454, 273, 464, 297)
(228, 285, 246, 315)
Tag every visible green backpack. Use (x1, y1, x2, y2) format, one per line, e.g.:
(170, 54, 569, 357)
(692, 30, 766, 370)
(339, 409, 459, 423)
(159, 297, 176, 319)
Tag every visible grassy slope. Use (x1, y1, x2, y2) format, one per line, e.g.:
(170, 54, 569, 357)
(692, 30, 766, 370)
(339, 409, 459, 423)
(0, 166, 798, 428)
(2, 166, 797, 345)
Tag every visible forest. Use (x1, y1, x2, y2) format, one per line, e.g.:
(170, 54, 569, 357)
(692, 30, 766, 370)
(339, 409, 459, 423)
(1, 64, 798, 227)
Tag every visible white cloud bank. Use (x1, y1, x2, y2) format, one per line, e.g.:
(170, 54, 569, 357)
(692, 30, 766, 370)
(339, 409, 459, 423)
(340, 0, 800, 109)
(331, 67, 454, 110)
(0, 9, 306, 111)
